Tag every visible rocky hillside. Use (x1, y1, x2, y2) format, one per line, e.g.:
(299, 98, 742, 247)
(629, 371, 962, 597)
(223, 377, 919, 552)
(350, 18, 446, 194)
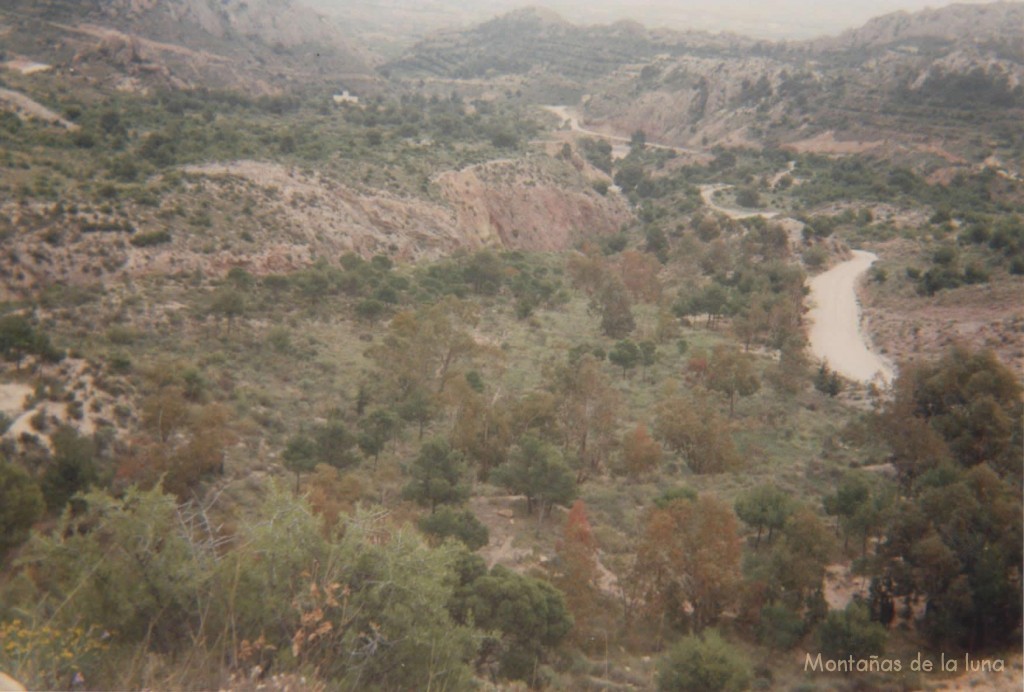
(0, 0, 379, 94)
(436, 155, 631, 251)
(810, 1, 1024, 52)
(0, 155, 628, 299)
(391, 3, 1023, 168)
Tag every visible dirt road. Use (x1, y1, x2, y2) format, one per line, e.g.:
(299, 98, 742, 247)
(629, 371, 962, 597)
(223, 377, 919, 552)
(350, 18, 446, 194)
(807, 250, 895, 385)
(542, 105, 701, 156)
(698, 183, 780, 220)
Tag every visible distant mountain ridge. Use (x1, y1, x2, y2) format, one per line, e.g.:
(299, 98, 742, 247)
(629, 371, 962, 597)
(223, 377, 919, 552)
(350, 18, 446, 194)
(812, 1, 1024, 52)
(385, 6, 758, 82)
(389, 2, 1023, 164)
(0, 0, 379, 93)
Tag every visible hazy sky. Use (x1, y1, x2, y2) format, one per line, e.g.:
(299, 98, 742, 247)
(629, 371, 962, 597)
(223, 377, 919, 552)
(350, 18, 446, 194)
(309, 0, 1001, 40)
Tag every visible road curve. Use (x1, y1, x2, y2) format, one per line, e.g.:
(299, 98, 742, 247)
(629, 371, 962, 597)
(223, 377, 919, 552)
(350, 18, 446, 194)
(698, 183, 780, 220)
(541, 105, 701, 156)
(807, 250, 895, 385)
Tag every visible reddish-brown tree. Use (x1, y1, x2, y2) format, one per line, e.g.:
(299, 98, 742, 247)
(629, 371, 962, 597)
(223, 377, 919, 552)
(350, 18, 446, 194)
(626, 495, 742, 640)
(554, 500, 606, 651)
(621, 422, 663, 480)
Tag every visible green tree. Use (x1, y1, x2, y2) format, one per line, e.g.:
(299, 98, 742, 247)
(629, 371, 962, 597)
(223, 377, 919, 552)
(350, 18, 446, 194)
(814, 361, 842, 397)
(358, 408, 400, 464)
(492, 436, 576, 526)
(41, 426, 98, 512)
(823, 472, 892, 556)
(735, 186, 762, 209)
(22, 485, 217, 650)
(397, 386, 437, 440)
(638, 340, 658, 381)
(674, 283, 737, 328)
(461, 250, 504, 295)
(609, 339, 640, 378)
(402, 438, 469, 512)
(282, 434, 317, 492)
(367, 297, 482, 399)
(889, 347, 1022, 474)
(816, 603, 887, 660)
(593, 277, 635, 338)
(417, 506, 489, 550)
(878, 463, 1022, 649)
(757, 603, 806, 650)
(549, 354, 620, 478)
(314, 420, 357, 469)
(707, 345, 760, 416)
(209, 287, 245, 336)
(292, 515, 480, 690)
(657, 629, 752, 692)
(735, 484, 794, 548)
(629, 129, 647, 152)
(747, 507, 835, 616)
(0, 314, 62, 368)
(453, 565, 572, 684)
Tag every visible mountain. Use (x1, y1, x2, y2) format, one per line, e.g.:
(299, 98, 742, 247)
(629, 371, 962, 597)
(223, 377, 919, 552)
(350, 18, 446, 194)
(387, 3, 1023, 164)
(386, 7, 756, 81)
(0, 0, 380, 94)
(812, 1, 1024, 52)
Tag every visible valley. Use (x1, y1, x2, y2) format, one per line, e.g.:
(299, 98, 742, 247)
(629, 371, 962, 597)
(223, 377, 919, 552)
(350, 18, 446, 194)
(0, 1, 1021, 691)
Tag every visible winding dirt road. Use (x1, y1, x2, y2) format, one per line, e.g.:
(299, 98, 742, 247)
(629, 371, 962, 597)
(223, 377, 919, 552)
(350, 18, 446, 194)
(807, 250, 895, 385)
(542, 105, 701, 156)
(541, 106, 889, 386)
(698, 183, 780, 220)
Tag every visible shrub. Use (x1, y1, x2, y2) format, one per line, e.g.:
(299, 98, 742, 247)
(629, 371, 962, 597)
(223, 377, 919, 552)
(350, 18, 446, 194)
(657, 629, 752, 692)
(0, 461, 44, 558)
(757, 604, 805, 650)
(418, 506, 489, 550)
(816, 603, 887, 660)
(129, 230, 172, 247)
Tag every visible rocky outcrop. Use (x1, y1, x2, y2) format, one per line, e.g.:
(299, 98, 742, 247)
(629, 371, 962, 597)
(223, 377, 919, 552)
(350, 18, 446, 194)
(436, 157, 631, 251)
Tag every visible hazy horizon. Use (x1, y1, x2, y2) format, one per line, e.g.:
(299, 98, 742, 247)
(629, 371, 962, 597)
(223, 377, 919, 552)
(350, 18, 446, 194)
(306, 0, 1004, 40)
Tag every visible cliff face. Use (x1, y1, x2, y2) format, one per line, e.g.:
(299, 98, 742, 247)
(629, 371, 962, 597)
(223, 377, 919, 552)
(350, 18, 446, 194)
(436, 157, 631, 252)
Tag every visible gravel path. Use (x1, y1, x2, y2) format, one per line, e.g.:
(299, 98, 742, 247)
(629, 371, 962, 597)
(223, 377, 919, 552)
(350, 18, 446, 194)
(807, 250, 895, 385)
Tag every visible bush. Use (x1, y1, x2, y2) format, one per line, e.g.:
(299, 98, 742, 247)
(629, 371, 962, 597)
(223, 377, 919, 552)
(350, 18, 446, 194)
(814, 362, 842, 397)
(735, 187, 762, 208)
(0, 461, 44, 558)
(130, 230, 172, 247)
(802, 246, 828, 269)
(816, 603, 887, 660)
(657, 629, 752, 691)
(41, 426, 99, 512)
(757, 604, 805, 650)
(418, 506, 489, 550)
